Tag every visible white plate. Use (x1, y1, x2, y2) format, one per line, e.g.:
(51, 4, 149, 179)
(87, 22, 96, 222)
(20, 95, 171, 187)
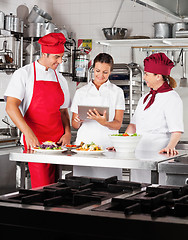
(72, 149, 105, 155)
(31, 147, 67, 154)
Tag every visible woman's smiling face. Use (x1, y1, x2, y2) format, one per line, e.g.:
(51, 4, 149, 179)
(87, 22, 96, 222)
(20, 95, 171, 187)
(93, 62, 111, 86)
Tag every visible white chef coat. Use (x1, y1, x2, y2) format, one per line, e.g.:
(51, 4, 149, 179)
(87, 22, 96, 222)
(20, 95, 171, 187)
(71, 80, 125, 179)
(130, 89, 184, 183)
(4, 61, 71, 115)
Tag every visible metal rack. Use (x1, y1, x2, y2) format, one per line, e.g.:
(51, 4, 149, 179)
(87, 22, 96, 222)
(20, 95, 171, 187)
(109, 63, 144, 132)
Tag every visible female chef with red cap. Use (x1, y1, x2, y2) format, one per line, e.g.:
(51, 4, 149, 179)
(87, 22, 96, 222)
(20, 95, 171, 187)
(5, 33, 71, 188)
(125, 53, 184, 182)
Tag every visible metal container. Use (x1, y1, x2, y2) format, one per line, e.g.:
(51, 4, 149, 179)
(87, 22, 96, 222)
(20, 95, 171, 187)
(13, 17, 23, 33)
(154, 22, 172, 38)
(25, 22, 56, 37)
(172, 22, 188, 38)
(0, 11, 5, 29)
(27, 5, 52, 23)
(5, 14, 23, 33)
(102, 27, 128, 40)
(5, 13, 15, 31)
(58, 52, 71, 74)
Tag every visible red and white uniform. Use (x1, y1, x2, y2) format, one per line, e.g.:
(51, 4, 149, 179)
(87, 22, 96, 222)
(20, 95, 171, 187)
(5, 61, 71, 188)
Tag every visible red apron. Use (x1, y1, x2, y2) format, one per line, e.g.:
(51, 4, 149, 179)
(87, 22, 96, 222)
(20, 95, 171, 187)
(23, 62, 65, 188)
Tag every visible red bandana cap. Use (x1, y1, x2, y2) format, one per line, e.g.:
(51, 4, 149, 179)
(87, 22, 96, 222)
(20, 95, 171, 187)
(144, 53, 174, 76)
(38, 33, 66, 54)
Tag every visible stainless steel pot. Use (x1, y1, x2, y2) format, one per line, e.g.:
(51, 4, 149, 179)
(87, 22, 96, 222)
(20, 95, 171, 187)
(58, 52, 71, 74)
(172, 22, 188, 38)
(5, 13, 15, 31)
(0, 11, 5, 29)
(5, 13, 23, 33)
(154, 22, 172, 38)
(27, 5, 52, 23)
(25, 22, 56, 37)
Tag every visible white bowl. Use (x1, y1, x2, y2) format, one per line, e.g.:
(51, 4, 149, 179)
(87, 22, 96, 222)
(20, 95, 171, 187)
(109, 135, 142, 152)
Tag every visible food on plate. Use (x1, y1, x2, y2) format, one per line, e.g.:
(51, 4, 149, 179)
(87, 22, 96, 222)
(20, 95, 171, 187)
(66, 144, 77, 148)
(111, 133, 139, 137)
(76, 142, 103, 151)
(34, 141, 62, 150)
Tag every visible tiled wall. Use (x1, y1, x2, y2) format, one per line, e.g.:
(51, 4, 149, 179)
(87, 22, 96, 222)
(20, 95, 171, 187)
(52, 0, 176, 62)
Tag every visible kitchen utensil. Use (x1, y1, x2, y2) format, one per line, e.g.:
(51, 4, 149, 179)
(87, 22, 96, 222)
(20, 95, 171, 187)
(102, 27, 128, 40)
(176, 48, 183, 64)
(179, 50, 188, 87)
(25, 22, 56, 37)
(58, 51, 71, 74)
(5, 13, 15, 31)
(175, 30, 188, 38)
(172, 22, 188, 38)
(111, 0, 124, 28)
(0, 11, 5, 29)
(27, 5, 52, 23)
(5, 13, 23, 33)
(154, 22, 172, 38)
(102, 0, 127, 40)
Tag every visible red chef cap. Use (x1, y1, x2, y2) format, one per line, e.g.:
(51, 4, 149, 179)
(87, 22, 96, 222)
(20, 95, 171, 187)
(144, 53, 174, 75)
(38, 33, 66, 54)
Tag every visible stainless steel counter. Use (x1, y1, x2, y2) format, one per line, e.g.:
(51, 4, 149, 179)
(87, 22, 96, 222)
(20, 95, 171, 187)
(9, 148, 187, 185)
(158, 154, 188, 185)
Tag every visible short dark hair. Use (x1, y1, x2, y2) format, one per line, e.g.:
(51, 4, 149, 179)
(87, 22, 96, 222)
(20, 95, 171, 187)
(93, 53, 114, 71)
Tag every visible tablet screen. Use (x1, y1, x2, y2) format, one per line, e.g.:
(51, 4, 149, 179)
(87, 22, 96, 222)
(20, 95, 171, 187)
(78, 105, 109, 121)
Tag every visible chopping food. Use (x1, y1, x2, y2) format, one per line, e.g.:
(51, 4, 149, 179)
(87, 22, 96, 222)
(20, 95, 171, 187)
(71, 53, 125, 179)
(125, 52, 184, 183)
(4, 33, 71, 188)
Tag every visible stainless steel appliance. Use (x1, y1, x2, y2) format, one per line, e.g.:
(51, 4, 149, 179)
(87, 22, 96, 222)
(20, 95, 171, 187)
(0, 175, 187, 239)
(159, 154, 188, 186)
(109, 63, 144, 132)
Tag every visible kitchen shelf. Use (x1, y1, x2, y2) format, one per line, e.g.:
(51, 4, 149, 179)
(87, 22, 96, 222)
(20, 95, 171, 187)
(96, 38, 188, 48)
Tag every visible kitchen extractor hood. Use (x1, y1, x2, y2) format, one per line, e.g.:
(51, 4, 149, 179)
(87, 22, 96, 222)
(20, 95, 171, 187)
(132, 0, 188, 20)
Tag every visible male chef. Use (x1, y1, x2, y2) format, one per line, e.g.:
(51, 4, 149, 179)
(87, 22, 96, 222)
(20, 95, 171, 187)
(5, 33, 71, 188)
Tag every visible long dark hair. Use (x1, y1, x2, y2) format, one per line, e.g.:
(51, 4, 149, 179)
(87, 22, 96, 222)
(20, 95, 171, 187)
(93, 53, 114, 71)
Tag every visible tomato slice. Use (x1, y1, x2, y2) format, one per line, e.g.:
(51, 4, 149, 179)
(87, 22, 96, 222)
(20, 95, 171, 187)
(123, 133, 129, 136)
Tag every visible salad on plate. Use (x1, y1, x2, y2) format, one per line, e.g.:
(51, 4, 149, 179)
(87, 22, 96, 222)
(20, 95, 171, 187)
(76, 142, 103, 152)
(33, 141, 63, 150)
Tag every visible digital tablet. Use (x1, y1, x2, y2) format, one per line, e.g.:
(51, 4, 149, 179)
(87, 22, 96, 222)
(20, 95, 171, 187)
(78, 105, 109, 121)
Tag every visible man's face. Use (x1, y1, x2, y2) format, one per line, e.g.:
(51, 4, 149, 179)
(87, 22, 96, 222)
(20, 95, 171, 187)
(43, 53, 64, 70)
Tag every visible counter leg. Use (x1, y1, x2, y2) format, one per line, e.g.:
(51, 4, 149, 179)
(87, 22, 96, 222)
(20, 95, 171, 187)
(151, 170, 159, 184)
(16, 162, 26, 189)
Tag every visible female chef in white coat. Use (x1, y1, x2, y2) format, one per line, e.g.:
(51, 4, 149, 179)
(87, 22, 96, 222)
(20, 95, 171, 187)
(125, 53, 184, 183)
(71, 53, 125, 179)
